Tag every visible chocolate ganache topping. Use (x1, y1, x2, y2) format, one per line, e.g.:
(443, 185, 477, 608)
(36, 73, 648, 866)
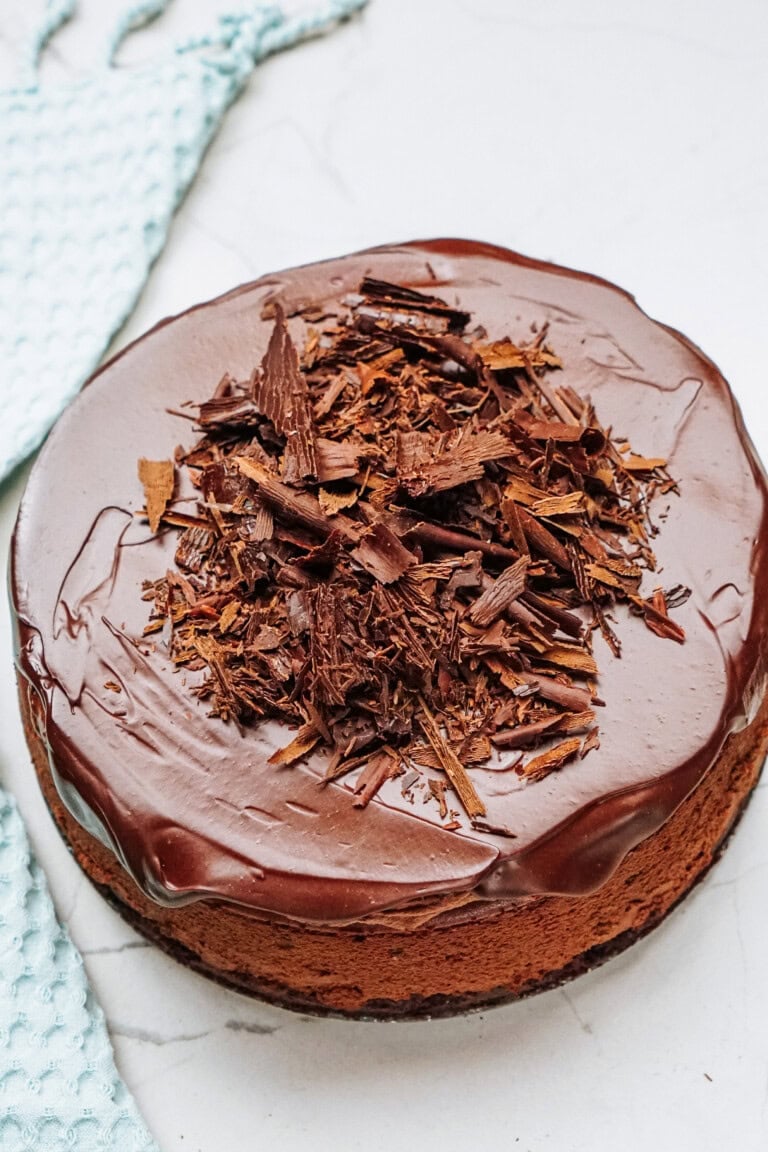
(12, 240, 768, 923)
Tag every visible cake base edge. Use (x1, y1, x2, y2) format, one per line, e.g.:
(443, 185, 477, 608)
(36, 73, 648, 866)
(20, 678, 768, 1020)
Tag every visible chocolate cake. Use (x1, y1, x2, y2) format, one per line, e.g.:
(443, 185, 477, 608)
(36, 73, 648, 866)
(11, 239, 768, 1018)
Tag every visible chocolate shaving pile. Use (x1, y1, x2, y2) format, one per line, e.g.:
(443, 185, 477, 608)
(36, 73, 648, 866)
(140, 278, 689, 827)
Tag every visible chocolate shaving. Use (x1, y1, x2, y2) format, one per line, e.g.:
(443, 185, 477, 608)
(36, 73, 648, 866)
(427, 777, 449, 819)
(268, 723, 321, 767)
(351, 522, 417, 584)
(175, 525, 214, 572)
(358, 277, 470, 330)
(247, 502, 274, 542)
(198, 392, 261, 429)
(519, 736, 582, 782)
(469, 557, 529, 627)
(234, 456, 354, 542)
(581, 727, 601, 757)
(522, 674, 594, 712)
(400, 428, 512, 498)
(257, 304, 318, 484)
(417, 696, 486, 819)
(633, 593, 686, 643)
(406, 521, 520, 565)
(523, 420, 585, 443)
(530, 492, 586, 517)
(492, 709, 595, 749)
(622, 454, 667, 472)
(353, 747, 401, 807)
(470, 818, 518, 839)
(475, 339, 561, 373)
(412, 732, 492, 769)
(140, 275, 687, 825)
(516, 507, 572, 571)
(318, 486, 359, 515)
(138, 458, 175, 534)
(315, 437, 361, 483)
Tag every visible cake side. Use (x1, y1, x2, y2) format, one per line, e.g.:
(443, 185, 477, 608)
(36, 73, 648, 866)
(20, 672, 768, 1018)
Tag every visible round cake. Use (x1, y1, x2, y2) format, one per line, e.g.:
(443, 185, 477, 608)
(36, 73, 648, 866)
(11, 239, 768, 1019)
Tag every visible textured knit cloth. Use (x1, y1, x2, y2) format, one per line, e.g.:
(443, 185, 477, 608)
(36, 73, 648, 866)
(0, 2, 366, 1148)
(0, 0, 366, 480)
(0, 793, 157, 1150)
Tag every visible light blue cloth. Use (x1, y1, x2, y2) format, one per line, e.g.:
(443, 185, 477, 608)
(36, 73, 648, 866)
(0, 2, 366, 1148)
(0, 793, 156, 1150)
(0, 0, 366, 481)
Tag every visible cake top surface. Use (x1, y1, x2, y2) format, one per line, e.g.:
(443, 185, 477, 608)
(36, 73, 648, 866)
(12, 239, 768, 922)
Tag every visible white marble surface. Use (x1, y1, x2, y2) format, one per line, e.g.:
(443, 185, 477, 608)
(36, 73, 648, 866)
(2, 1, 768, 1149)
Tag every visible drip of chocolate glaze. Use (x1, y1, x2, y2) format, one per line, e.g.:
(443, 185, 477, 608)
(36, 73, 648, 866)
(11, 239, 768, 923)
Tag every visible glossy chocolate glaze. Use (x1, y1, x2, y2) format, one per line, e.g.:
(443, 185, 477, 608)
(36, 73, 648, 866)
(11, 240, 768, 923)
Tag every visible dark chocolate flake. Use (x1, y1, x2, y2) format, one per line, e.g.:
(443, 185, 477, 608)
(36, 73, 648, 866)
(257, 304, 318, 485)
